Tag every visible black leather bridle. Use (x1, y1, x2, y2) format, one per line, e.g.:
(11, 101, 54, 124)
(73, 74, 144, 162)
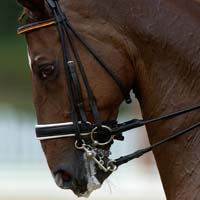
(18, 0, 200, 172)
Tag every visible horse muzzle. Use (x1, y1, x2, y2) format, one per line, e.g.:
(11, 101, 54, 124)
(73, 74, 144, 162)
(53, 156, 102, 197)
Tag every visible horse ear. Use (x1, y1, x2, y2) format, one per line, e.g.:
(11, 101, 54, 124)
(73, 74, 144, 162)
(17, 0, 45, 12)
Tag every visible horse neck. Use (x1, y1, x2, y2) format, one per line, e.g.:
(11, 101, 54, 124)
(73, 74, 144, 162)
(129, 0, 200, 199)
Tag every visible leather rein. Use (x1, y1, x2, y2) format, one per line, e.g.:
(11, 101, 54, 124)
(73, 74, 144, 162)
(18, 0, 200, 172)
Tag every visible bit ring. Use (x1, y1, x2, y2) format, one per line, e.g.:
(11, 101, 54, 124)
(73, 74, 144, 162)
(91, 125, 114, 146)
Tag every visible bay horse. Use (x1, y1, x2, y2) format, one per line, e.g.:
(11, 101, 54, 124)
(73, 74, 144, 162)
(17, 0, 200, 199)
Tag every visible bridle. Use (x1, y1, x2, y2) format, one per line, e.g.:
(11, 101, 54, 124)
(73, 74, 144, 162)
(18, 0, 200, 172)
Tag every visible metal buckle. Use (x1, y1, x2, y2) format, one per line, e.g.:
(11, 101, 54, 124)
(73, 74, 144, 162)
(106, 160, 118, 172)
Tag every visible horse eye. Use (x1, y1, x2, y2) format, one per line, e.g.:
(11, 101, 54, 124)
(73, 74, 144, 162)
(38, 64, 55, 79)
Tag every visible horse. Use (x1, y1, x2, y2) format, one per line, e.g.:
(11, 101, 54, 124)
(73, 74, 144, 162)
(17, 0, 200, 199)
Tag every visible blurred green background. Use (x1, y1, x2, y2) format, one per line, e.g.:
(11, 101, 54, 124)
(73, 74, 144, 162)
(0, 1, 32, 112)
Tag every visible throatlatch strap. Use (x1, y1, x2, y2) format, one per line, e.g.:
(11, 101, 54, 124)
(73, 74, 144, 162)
(65, 21, 132, 104)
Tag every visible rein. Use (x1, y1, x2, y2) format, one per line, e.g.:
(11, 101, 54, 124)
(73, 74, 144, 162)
(18, 0, 200, 172)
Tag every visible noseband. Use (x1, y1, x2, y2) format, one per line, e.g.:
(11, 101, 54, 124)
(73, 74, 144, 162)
(18, 0, 200, 172)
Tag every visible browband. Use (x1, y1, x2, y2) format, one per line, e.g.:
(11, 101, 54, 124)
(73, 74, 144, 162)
(17, 18, 55, 34)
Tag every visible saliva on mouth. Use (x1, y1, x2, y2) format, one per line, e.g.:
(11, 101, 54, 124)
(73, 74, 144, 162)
(79, 147, 113, 197)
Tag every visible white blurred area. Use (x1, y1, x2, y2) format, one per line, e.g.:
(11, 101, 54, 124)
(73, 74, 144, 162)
(0, 101, 166, 200)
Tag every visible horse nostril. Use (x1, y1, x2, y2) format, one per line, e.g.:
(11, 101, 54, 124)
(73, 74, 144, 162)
(60, 170, 72, 182)
(54, 170, 73, 189)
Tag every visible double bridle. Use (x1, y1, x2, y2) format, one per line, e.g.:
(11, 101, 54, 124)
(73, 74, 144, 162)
(18, 0, 200, 172)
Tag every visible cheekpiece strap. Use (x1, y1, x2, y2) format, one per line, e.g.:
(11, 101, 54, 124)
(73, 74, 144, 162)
(17, 18, 55, 35)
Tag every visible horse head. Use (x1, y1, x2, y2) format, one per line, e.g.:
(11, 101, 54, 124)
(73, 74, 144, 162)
(17, 0, 135, 197)
(18, 0, 200, 199)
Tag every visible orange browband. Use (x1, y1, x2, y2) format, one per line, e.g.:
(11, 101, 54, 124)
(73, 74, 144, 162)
(17, 19, 56, 35)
